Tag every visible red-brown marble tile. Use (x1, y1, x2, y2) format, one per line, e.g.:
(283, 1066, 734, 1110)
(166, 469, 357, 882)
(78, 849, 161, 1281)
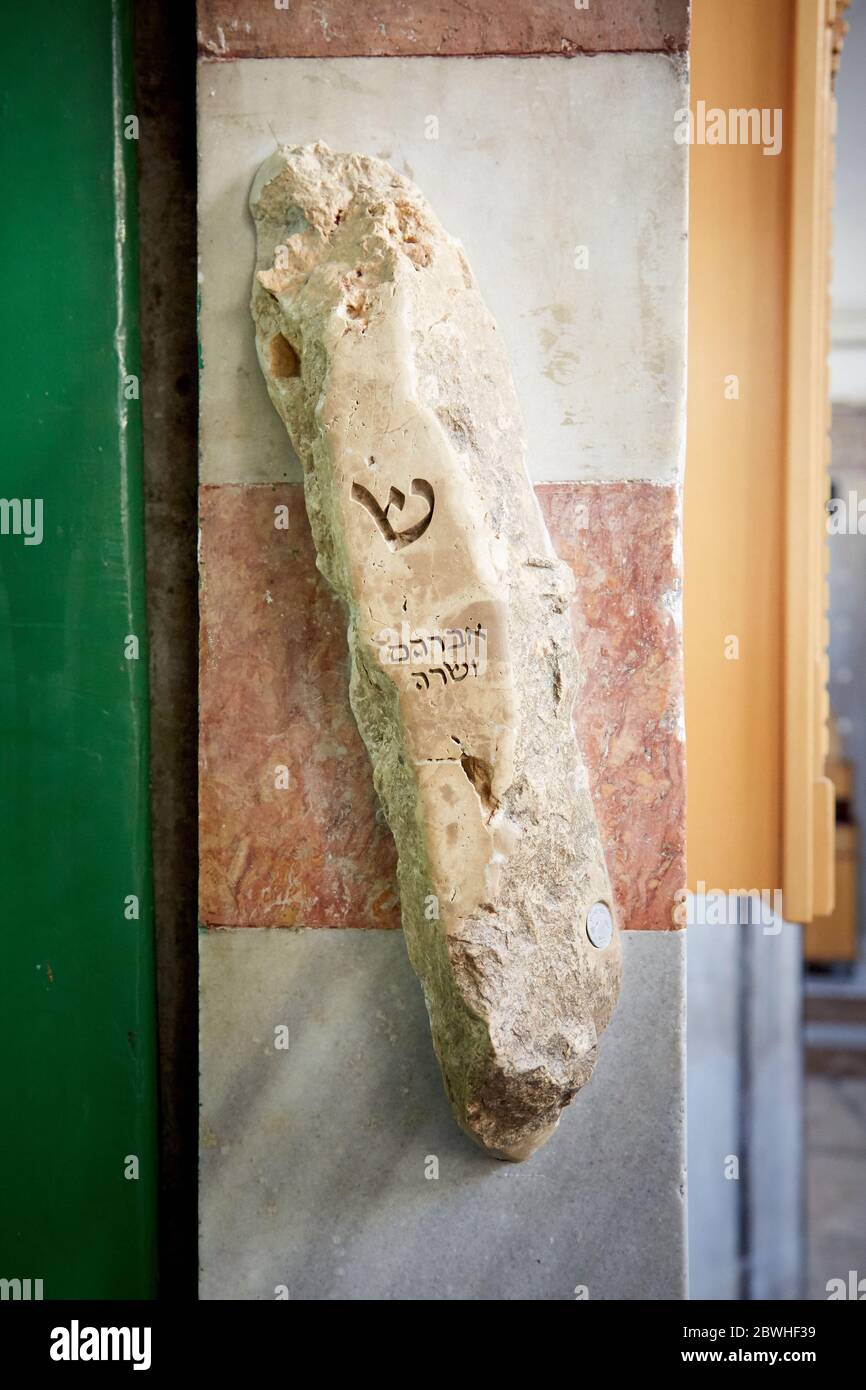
(199, 480, 685, 930)
(198, 483, 400, 927)
(538, 482, 686, 932)
(197, 0, 689, 61)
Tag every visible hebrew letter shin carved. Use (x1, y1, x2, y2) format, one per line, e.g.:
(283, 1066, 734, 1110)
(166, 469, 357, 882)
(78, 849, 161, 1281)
(351, 477, 434, 551)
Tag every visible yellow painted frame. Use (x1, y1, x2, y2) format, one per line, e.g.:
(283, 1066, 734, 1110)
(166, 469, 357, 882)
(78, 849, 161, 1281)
(685, 0, 844, 920)
(784, 0, 839, 921)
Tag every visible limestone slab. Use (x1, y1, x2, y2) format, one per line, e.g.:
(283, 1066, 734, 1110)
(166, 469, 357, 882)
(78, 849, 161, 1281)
(248, 143, 620, 1159)
(199, 926, 687, 1300)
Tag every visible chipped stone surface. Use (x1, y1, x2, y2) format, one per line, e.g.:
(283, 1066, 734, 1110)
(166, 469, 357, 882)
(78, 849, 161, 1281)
(197, 0, 690, 62)
(248, 144, 621, 1159)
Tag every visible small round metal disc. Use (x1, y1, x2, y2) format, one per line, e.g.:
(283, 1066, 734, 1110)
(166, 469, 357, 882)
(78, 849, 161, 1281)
(586, 901, 613, 950)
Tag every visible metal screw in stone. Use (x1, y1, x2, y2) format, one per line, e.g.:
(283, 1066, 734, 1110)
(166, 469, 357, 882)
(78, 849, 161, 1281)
(586, 901, 613, 950)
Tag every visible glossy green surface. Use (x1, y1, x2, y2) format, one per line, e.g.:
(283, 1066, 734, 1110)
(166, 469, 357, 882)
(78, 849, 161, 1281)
(0, 1, 157, 1297)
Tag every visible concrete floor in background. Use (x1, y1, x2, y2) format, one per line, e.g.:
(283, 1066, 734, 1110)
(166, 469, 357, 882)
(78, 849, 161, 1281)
(806, 1076, 866, 1299)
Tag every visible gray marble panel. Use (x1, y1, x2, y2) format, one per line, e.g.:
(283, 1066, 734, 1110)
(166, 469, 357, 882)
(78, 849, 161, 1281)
(199, 927, 686, 1300)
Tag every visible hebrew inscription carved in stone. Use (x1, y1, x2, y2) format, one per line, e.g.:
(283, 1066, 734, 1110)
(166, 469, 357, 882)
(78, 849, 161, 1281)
(375, 622, 487, 693)
(251, 143, 621, 1160)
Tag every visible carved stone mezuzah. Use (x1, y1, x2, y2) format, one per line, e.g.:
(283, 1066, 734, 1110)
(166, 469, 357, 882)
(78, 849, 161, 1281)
(250, 144, 621, 1160)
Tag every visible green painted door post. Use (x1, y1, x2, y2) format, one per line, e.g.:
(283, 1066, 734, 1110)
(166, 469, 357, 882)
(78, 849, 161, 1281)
(0, 1, 158, 1298)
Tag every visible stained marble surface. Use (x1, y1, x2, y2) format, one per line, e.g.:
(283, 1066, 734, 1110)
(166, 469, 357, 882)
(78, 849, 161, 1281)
(196, 37, 690, 1303)
(197, 0, 689, 62)
(199, 927, 687, 1300)
(198, 483, 399, 929)
(197, 55, 688, 487)
(541, 482, 686, 932)
(199, 481, 685, 930)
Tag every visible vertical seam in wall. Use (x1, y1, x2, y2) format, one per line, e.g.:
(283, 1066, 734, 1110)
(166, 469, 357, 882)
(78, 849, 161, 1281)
(796, 922, 808, 1300)
(737, 896, 753, 1301)
(135, 0, 200, 1298)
